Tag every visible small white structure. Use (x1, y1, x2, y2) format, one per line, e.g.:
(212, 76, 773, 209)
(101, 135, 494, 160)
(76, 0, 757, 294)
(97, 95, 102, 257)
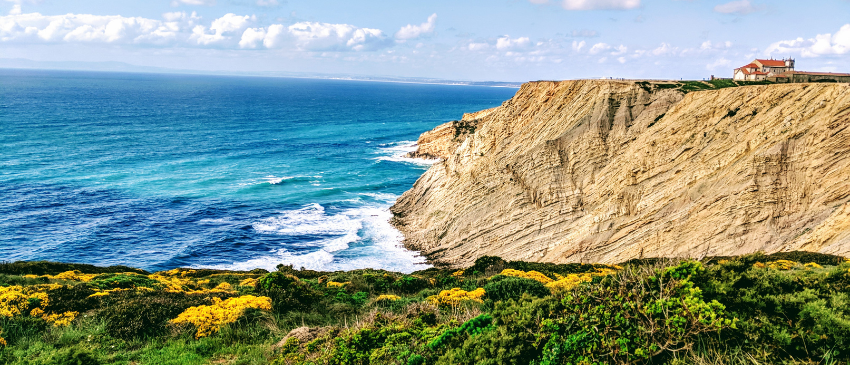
(733, 58, 795, 81)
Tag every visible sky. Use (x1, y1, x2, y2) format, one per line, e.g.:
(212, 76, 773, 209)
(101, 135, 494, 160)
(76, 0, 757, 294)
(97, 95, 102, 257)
(0, 0, 849, 82)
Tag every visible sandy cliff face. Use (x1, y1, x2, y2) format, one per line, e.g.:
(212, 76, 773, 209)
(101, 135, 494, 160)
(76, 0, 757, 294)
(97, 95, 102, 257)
(392, 80, 850, 267)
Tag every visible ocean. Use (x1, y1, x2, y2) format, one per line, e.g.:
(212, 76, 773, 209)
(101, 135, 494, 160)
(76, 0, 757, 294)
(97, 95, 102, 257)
(0, 69, 516, 273)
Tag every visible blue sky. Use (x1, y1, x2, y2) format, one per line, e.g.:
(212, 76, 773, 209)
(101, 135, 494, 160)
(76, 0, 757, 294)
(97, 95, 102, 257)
(1, 0, 848, 81)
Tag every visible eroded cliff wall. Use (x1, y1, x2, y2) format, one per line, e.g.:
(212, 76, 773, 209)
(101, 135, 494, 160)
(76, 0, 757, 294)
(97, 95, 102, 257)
(391, 80, 850, 267)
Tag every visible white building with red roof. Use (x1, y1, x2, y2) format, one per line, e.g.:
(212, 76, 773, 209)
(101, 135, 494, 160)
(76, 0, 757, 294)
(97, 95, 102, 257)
(733, 58, 795, 81)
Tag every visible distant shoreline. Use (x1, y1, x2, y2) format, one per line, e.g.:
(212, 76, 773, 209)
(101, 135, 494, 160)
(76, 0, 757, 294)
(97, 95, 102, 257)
(0, 60, 523, 88)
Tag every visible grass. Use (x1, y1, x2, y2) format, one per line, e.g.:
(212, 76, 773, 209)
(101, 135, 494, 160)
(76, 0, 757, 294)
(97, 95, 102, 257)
(637, 79, 776, 94)
(0, 252, 848, 364)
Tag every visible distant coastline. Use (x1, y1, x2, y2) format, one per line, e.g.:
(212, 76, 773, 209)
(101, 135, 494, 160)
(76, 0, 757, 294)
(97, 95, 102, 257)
(0, 58, 523, 88)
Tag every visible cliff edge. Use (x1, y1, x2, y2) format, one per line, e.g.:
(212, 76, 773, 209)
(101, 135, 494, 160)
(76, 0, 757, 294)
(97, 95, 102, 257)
(392, 79, 850, 267)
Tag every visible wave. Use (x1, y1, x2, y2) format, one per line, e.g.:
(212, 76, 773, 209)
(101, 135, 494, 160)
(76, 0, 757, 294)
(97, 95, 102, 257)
(215, 200, 431, 273)
(374, 141, 440, 166)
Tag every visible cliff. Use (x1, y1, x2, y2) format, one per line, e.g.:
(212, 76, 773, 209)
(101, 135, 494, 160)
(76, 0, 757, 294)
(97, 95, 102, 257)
(392, 80, 850, 267)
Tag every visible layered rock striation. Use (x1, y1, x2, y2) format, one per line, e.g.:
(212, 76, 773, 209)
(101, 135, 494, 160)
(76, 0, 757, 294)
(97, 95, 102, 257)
(392, 80, 850, 267)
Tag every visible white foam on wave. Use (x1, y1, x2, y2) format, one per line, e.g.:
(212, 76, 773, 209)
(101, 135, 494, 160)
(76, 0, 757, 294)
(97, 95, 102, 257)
(237, 175, 295, 187)
(374, 141, 440, 166)
(263, 175, 292, 185)
(360, 192, 399, 203)
(214, 199, 431, 273)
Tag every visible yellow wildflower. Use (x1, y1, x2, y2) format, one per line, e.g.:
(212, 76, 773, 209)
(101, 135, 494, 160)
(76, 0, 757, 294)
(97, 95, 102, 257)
(239, 277, 259, 287)
(804, 262, 823, 269)
(0, 286, 31, 318)
(428, 288, 486, 307)
(0, 336, 6, 347)
(451, 270, 464, 277)
(52, 271, 97, 282)
(43, 311, 78, 327)
(171, 295, 272, 338)
(546, 273, 593, 294)
(499, 269, 553, 284)
(375, 294, 401, 302)
(326, 281, 349, 288)
(213, 282, 232, 291)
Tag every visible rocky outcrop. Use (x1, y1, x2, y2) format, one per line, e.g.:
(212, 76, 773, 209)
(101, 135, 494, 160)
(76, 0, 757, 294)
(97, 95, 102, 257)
(405, 107, 500, 160)
(392, 80, 850, 268)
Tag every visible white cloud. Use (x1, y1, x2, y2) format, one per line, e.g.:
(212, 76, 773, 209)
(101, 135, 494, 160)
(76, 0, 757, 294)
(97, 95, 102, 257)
(262, 23, 284, 48)
(190, 13, 253, 45)
(9, 4, 19, 15)
(714, 0, 761, 14)
(395, 13, 436, 40)
(706, 57, 731, 71)
(617, 56, 626, 63)
(171, 0, 216, 6)
(572, 40, 586, 52)
(468, 42, 489, 51)
(255, 0, 278, 6)
(766, 24, 850, 57)
(288, 21, 390, 51)
(588, 42, 610, 54)
(0, 12, 182, 44)
(611, 44, 627, 55)
(652, 42, 676, 55)
(239, 27, 264, 48)
(496, 35, 530, 50)
(0, 10, 401, 53)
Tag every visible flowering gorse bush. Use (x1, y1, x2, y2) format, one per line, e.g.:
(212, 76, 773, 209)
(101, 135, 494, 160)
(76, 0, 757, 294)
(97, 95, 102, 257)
(499, 269, 553, 284)
(170, 295, 272, 338)
(429, 288, 486, 307)
(0, 285, 79, 327)
(375, 294, 401, 302)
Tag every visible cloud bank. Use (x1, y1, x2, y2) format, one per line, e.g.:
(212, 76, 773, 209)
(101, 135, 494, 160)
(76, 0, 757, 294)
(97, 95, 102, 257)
(0, 10, 392, 51)
(766, 24, 850, 57)
(395, 13, 436, 40)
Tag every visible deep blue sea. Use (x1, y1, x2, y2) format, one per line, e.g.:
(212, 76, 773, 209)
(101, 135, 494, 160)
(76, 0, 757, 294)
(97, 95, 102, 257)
(0, 69, 516, 273)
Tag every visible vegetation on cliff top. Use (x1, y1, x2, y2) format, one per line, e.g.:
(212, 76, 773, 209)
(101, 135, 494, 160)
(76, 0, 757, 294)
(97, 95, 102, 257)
(0, 251, 848, 364)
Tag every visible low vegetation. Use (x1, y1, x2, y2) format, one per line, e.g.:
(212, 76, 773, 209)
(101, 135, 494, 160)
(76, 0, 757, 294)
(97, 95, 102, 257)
(636, 80, 775, 94)
(0, 252, 848, 364)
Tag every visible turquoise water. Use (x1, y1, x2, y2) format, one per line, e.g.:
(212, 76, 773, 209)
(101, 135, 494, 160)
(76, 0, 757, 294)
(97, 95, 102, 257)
(0, 69, 516, 273)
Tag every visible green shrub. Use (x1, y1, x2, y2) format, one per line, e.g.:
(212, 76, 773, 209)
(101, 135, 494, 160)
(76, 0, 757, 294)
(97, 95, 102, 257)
(0, 315, 49, 344)
(257, 272, 322, 313)
(699, 257, 850, 362)
(483, 276, 549, 302)
(42, 284, 99, 314)
(101, 293, 209, 340)
(407, 354, 425, 365)
(436, 295, 557, 365)
(0, 261, 147, 276)
(535, 261, 734, 364)
(87, 273, 161, 290)
(47, 348, 100, 365)
(391, 276, 429, 294)
(428, 314, 493, 350)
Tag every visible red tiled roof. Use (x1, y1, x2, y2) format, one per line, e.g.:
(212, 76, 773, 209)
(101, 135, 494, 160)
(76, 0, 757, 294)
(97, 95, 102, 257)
(735, 63, 758, 70)
(756, 59, 787, 67)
